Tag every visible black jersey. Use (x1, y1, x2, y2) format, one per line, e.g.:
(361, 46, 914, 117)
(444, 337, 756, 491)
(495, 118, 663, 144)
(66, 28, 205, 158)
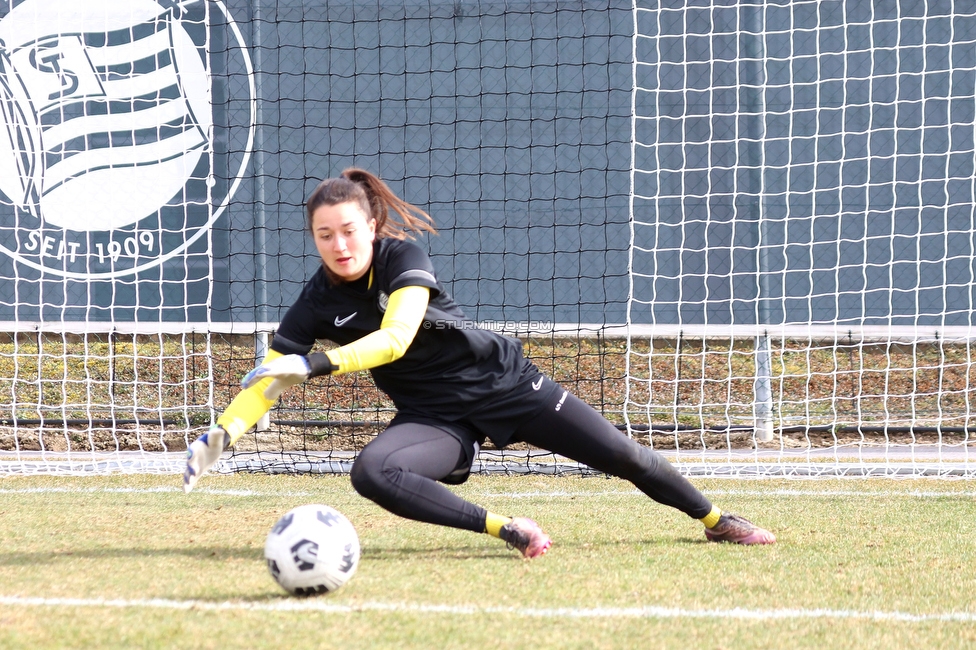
(271, 238, 531, 420)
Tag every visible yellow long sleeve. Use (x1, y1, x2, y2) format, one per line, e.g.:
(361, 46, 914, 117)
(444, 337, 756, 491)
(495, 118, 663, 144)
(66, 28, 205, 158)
(216, 286, 429, 444)
(216, 349, 283, 444)
(325, 285, 430, 374)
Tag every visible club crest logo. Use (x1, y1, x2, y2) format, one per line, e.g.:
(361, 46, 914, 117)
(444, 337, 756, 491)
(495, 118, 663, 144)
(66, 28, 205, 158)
(0, 0, 253, 278)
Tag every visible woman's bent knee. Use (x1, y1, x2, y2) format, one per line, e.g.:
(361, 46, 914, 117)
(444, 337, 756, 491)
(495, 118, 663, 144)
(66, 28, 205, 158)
(350, 456, 384, 499)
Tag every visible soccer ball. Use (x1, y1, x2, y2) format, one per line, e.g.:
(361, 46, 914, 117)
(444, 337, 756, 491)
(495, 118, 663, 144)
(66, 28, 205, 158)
(264, 504, 361, 596)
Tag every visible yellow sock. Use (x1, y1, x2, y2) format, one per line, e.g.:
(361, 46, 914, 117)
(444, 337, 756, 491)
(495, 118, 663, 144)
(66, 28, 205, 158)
(484, 512, 512, 538)
(700, 506, 722, 529)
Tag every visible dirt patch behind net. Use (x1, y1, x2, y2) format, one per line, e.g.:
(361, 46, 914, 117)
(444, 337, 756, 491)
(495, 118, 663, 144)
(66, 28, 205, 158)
(3, 423, 973, 455)
(2, 336, 976, 455)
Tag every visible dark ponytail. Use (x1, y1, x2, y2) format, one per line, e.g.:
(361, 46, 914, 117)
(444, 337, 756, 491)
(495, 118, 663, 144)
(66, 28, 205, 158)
(306, 168, 436, 239)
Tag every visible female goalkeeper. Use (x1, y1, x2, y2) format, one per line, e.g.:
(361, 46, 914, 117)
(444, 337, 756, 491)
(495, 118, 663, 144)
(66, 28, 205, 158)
(183, 168, 775, 557)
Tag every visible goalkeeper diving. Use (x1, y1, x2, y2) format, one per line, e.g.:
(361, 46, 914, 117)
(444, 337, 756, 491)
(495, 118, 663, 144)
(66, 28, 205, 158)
(184, 168, 775, 557)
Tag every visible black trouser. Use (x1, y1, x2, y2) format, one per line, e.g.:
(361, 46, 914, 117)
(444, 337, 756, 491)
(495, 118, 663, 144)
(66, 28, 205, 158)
(349, 391, 713, 533)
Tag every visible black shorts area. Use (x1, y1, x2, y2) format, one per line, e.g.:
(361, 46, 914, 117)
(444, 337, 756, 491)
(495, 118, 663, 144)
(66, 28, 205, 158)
(392, 361, 563, 450)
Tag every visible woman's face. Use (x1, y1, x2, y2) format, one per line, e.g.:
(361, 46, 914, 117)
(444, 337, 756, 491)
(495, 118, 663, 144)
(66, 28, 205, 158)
(310, 201, 377, 281)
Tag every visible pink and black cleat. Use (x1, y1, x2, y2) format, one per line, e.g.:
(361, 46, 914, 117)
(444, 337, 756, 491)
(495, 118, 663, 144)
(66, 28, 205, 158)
(705, 513, 776, 545)
(500, 517, 553, 558)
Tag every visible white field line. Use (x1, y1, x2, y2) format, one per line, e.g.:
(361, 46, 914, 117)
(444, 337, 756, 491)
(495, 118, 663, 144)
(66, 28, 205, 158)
(0, 595, 973, 623)
(479, 488, 976, 499)
(1, 486, 975, 499)
(0, 486, 316, 497)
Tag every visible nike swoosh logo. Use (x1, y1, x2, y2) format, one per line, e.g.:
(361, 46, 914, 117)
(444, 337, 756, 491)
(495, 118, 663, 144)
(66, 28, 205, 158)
(531, 377, 544, 391)
(334, 312, 357, 327)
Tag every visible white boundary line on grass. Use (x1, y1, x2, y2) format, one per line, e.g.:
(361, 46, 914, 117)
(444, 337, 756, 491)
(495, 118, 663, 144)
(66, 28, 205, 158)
(0, 487, 316, 497)
(479, 488, 976, 499)
(0, 595, 974, 623)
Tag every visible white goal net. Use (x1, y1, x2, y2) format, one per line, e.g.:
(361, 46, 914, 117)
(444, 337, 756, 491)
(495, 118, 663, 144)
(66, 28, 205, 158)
(1, 0, 974, 479)
(630, 0, 976, 476)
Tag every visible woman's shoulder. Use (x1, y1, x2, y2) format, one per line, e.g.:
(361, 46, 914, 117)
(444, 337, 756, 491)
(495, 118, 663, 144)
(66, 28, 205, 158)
(376, 237, 435, 271)
(375, 237, 440, 291)
(376, 237, 426, 256)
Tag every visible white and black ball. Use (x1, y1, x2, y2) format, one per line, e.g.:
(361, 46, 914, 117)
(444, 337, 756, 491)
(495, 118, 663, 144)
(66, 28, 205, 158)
(264, 504, 360, 596)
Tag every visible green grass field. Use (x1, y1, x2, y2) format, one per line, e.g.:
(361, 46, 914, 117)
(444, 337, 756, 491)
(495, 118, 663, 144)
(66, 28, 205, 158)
(1, 473, 974, 649)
